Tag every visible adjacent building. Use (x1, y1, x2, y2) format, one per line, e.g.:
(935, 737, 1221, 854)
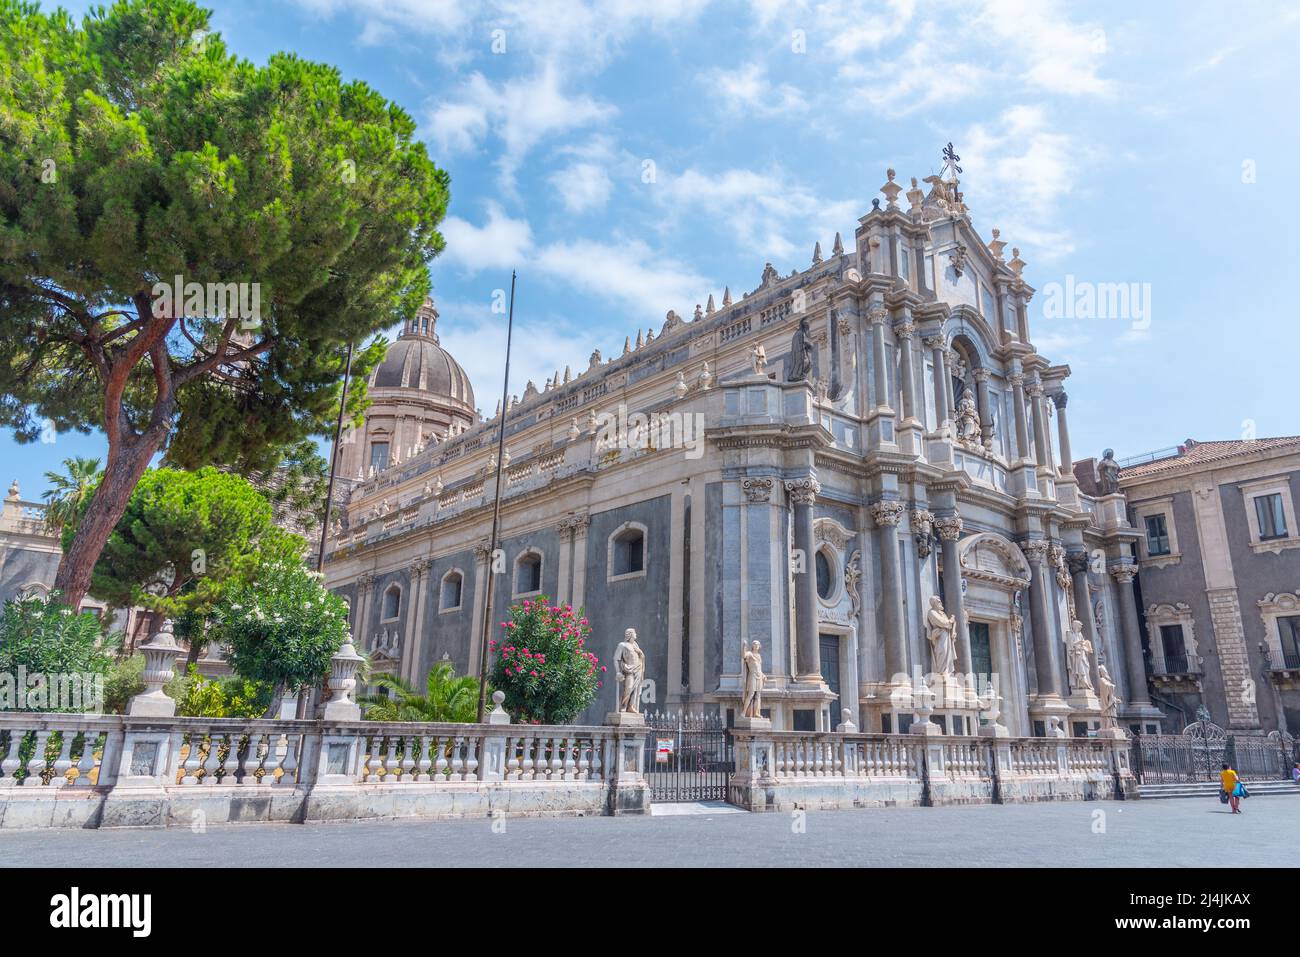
(1094, 437, 1300, 735)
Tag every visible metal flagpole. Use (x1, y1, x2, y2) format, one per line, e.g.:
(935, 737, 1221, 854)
(318, 340, 355, 573)
(475, 271, 517, 722)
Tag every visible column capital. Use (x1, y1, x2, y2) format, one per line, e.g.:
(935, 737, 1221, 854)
(869, 499, 905, 527)
(356, 572, 377, 590)
(473, 539, 493, 563)
(1109, 561, 1138, 584)
(1008, 372, 1026, 388)
(783, 477, 820, 505)
(1051, 389, 1069, 409)
(1020, 538, 1050, 562)
(867, 306, 890, 325)
(742, 477, 774, 503)
(972, 366, 991, 383)
(1066, 550, 1091, 576)
(410, 557, 432, 578)
(922, 334, 946, 351)
(893, 319, 916, 339)
(1026, 381, 1045, 399)
(933, 513, 963, 541)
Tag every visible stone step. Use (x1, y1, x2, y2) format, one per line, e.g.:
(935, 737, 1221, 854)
(1138, 780, 1300, 799)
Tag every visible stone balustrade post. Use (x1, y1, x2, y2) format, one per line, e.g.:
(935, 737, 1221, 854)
(128, 619, 181, 717)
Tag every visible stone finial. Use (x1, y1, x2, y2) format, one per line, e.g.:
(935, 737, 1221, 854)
(831, 232, 844, 257)
(693, 304, 703, 321)
(622, 336, 631, 355)
(836, 708, 857, 733)
(501, 447, 511, 468)
(5, 479, 18, 501)
(488, 689, 510, 725)
(706, 293, 716, 314)
(880, 169, 903, 210)
(812, 241, 823, 265)
(563, 365, 572, 384)
(906, 177, 925, 212)
(674, 371, 689, 399)
(722, 286, 732, 306)
(323, 639, 365, 721)
(1008, 247, 1025, 275)
(433, 473, 443, 495)
(128, 619, 181, 716)
(588, 349, 603, 369)
(987, 228, 1006, 262)
(645, 328, 654, 344)
(568, 417, 581, 441)
(698, 362, 713, 390)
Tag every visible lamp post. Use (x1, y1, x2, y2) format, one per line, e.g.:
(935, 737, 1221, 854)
(475, 271, 517, 723)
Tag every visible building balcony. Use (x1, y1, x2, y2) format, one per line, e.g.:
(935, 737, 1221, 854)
(1151, 655, 1202, 692)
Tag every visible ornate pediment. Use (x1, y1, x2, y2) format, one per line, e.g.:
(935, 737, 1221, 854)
(813, 517, 855, 549)
(958, 532, 1031, 589)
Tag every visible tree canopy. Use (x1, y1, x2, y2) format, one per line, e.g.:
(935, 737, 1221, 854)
(0, 0, 450, 607)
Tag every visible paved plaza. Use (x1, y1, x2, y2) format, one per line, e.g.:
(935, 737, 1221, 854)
(3, 796, 1296, 868)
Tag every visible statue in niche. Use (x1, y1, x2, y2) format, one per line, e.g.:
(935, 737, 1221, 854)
(614, 628, 646, 714)
(955, 391, 981, 444)
(1098, 449, 1121, 495)
(740, 640, 765, 718)
(1098, 665, 1120, 729)
(926, 595, 957, 676)
(1066, 619, 1095, 693)
(787, 316, 814, 383)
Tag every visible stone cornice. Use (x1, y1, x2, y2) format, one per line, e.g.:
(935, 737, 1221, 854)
(707, 422, 832, 452)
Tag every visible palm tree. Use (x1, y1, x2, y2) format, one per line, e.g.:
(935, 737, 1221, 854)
(359, 663, 484, 723)
(41, 456, 102, 531)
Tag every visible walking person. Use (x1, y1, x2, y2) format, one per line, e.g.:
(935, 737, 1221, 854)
(1220, 763, 1242, 814)
(1292, 761, 1299, 784)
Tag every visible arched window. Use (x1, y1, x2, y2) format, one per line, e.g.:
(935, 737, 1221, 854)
(608, 522, 647, 580)
(514, 551, 542, 596)
(381, 583, 401, 621)
(440, 570, 464, 612)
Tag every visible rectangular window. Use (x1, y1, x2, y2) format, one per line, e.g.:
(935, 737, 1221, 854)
(1254, 493, 1287, 539)
(969, 621, 992, 681)
(981, 284, 996, 321)
(1144, 513, 1171, 556)
(1279, 616, 1300, 666)
(369, 441, 389, 472)
(1158, 624, 1184, 661)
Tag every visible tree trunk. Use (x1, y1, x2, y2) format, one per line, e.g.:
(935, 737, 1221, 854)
(52, 434, 162, 610)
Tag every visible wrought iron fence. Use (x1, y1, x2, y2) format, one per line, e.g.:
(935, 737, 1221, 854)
(1131, 720, 1294, 784)
(642, 711, 733, 802)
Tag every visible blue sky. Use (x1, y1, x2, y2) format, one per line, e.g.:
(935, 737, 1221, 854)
(8, 0, 1298, 502)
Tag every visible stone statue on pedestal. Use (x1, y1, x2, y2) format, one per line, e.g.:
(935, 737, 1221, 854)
(926, 595, 957, 676)
(955, 391, 980, 444)
(751, 343, 768, 376)
(1066, 619, 1095, 693)
(614, 628, 646, 714)
(1098, 664, 1120, 729)
(787, 316, 814, 383)
(741, 640, 765, 718)
(1098, 448, 1121, 495)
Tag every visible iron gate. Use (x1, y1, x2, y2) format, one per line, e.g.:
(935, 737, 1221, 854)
(1131, 720, 1295, 784)
(643, 711, 734, 802)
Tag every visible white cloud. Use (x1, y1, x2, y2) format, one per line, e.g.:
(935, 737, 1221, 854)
(707, 63, 807, 116)
(975, 0, 1112, 96)
(959, 105, 1082, 256)
(440, 203, 534, 272)
(657, 166, 860, 263)
(549, 162, 614, 213)
(533, 239, 713, 318)
(426, 64, 616, 188)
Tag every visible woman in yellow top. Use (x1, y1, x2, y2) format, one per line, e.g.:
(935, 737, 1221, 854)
(1220, 763, 1241, 814)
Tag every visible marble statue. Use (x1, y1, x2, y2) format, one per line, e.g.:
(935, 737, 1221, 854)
(1098, 665, 1120, 729)
(1098, 448, 1121, 495)
(740, 640, 765, 718)
(955, 391, 980, 443)
(926, 595, 957, 675)
(751, 343, 767, 376)
(787, 316, 814, 382)
(614, 627, 646, 714)
(1066, 619, 1094, 693)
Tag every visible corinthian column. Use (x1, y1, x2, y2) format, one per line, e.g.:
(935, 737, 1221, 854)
(785, 477, 822, 682)
(924, 335, 949, 428)
(870, 499, 907, 682)
(1028, 379, 1050, 469)
(1023, 540, 1063, 699)
(1109, 562, 1152, 706)
(870, 309, 891, 411)
(894, 319, 918, 422)
(935, 512, 971, 674)
(1009, 372, 1030, 462)
(1067, 551, 1101, 690)
(1052, 391, 1074, 474)
(973, 367, 993, 448)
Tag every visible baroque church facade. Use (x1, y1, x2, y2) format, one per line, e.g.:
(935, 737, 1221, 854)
(322, 163, 1165, 737)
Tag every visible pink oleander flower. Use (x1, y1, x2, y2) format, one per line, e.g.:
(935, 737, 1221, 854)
(600, 665, 607, 673)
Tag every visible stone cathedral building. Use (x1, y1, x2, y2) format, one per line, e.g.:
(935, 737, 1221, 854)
(323, 162, 1165, 737)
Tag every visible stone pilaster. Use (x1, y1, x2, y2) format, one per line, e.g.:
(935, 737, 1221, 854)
(1023, 539, 1065, 701)
(1206, 587, 1260, 729)
(402, 557, 432, 683)
(923, 334, 950, 429)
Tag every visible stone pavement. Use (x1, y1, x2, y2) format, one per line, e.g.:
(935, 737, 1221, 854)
(2, 795, 1296, 867)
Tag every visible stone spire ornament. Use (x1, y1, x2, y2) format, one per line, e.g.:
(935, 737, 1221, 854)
(563, 365, 572, 384)
(812, 241, 823, 265)
(568, 417, 581, 441)
(622, 336, 631, 356)
(880, 168, 902, 210)
(832, 232, 844, 257)
(698, 362, 713, 390)
(907, 176, 924, 212)
(635, 329, 644, 350)
(987, 228, 1006, 262)
(722, 286, 732, 306)
(706, 294, 716, 314)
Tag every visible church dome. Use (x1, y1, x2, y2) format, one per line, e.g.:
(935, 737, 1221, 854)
(369, 299, 475, 410)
